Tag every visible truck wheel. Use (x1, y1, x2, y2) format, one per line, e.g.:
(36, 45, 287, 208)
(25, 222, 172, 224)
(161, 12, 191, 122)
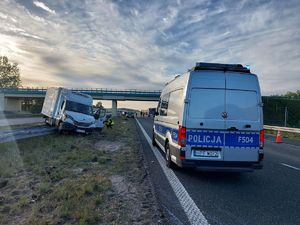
(152, 132, 157, 147)
(165, 142, 175, 169)
(58, 122, 64, 134)
(45, 117, 51, 126)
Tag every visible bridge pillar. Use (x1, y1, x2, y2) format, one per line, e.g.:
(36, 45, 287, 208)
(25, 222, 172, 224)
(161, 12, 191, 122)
(0, 93, 4, 112)
(112, 100, 118, 117)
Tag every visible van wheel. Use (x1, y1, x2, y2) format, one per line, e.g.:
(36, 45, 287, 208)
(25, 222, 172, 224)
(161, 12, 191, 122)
(152, 132, 157, 147)
(165, 142, 175, 169)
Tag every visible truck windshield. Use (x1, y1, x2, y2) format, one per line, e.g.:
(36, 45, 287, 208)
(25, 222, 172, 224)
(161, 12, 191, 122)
(65, 101, 93, 115)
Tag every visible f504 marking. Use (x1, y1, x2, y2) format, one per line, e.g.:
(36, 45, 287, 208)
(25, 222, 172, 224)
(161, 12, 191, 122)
(238, 136, 254, 143)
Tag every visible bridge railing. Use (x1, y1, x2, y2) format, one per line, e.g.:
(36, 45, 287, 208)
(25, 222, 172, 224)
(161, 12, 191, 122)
(0, 87, 162, 95)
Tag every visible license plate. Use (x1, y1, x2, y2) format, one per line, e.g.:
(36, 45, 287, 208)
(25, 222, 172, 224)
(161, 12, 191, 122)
(76, 129, 85, 133)
(194, 150, 220, 158)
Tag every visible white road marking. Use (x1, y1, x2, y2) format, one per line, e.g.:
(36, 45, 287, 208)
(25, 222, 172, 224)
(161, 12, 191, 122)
(281, 163, 300, 171)
(136, 119, 209, 225)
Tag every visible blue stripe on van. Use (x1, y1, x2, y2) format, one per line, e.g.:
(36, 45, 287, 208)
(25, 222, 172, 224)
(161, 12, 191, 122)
(225, 131, 259, 148)
(186, 130, 224, 147)
(155, 123, 259, 148)
(186, 130, 259, 148)
(154, 123, 178, 142)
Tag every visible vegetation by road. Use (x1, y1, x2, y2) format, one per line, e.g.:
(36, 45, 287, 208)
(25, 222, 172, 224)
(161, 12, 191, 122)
(0, 118, 164, 225)
(0, 56, 21, 88)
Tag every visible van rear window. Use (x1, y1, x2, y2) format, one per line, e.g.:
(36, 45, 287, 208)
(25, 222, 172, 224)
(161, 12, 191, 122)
(226, 90, 259, 121)
(188, 89, 259, 121)
(189, 88, 225, 119)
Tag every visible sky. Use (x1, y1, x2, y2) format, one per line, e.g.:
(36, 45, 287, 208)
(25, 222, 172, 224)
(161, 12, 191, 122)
(0, 0, 299, 108)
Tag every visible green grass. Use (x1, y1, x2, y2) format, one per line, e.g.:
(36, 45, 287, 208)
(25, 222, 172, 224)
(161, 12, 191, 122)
(0, 118, 151, 225)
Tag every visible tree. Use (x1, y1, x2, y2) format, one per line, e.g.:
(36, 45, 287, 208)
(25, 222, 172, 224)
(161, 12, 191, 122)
(95, 101, 104, 109)
(283, 90, 300, 98)
(0, 56, 21, 88)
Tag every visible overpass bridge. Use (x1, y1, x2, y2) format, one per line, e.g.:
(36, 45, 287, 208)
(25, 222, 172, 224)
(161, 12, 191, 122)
(0, 88, 161, 115)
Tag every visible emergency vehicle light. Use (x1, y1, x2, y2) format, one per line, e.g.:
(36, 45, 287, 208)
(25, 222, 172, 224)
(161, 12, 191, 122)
(193, 62, 250, 73)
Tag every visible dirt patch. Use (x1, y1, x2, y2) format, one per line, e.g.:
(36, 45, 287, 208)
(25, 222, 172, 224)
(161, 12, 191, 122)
(110, 175, 143, 223)
(94, 140, 122, 152)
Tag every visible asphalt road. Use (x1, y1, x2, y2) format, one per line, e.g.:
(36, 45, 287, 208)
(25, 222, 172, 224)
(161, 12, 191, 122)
(136, 117, 300, 225)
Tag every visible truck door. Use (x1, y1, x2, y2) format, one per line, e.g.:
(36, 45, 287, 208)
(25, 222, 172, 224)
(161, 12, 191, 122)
(224, 73, 261, 162)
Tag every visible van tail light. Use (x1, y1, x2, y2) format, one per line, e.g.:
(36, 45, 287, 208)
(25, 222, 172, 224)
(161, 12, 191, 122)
(178, 126, 186, 147)
(259, 130, 264, 149)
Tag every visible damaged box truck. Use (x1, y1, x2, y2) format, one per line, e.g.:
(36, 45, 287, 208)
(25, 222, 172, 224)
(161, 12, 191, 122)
(42, 87, 105, 134)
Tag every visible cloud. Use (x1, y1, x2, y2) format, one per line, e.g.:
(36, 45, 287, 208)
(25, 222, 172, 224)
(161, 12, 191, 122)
(0, 0, 299, 96)
(33, 1, 55, 14)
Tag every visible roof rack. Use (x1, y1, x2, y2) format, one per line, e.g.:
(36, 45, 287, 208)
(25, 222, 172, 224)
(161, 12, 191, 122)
(191, 62, 250, 73)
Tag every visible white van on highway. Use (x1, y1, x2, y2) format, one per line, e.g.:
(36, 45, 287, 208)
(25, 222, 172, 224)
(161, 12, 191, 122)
(153, 62, 264, 172)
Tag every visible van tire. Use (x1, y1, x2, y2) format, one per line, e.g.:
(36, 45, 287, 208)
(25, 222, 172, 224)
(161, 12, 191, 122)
(152, 132, 157, 147)
(165, 142, 175, 169)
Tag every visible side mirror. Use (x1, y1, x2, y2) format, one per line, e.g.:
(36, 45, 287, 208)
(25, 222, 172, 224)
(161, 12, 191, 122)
(155, 112, 159, 116)
(94, 114, 100, 120)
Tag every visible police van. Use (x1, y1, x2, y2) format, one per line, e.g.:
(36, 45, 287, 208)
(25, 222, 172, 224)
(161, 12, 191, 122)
(153, 62, 264, 172)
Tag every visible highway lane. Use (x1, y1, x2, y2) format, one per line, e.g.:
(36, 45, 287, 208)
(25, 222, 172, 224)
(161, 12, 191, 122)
(137, 118, 300, 225)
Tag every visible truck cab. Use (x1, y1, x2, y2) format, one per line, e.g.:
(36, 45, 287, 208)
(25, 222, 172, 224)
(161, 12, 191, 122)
(57, 98, 96, 133)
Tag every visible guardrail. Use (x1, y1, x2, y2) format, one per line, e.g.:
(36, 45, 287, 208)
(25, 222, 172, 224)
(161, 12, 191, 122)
(264, 125, 300, 134)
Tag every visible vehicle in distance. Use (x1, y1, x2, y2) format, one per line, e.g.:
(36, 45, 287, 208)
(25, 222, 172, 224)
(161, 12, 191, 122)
(127, 111, 135, 118)
(42, 87, 105, 133)
(153, 62, 264, 172)
(148, 108, 156, 117)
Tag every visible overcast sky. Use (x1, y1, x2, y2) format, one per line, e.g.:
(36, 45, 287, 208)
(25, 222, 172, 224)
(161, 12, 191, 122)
(0, 0, 299, 97)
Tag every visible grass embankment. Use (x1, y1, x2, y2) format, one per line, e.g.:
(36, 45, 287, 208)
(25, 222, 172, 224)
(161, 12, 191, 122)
(0, 118, 162, 225)
(265, 129, 300, 141)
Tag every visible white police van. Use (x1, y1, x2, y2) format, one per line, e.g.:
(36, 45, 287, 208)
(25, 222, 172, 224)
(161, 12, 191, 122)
(153, 62, 264, 172)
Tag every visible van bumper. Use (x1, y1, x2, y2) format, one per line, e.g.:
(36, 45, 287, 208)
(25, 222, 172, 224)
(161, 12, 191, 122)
(61, 122, 94, 133)
(178, 160, 263, 172)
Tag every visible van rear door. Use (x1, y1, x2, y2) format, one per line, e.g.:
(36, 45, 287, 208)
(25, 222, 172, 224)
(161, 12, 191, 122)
(186, 72, 226, 130)
(224, 73, 261, 161)
(185, 72, 226, 159)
